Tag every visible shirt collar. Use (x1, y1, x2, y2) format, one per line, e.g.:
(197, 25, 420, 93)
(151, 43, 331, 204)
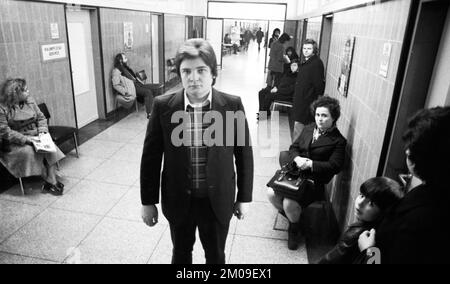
(184, 89, 212, 110)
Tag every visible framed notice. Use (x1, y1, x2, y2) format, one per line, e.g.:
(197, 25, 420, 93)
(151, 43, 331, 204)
(124, 22, 133, 50)
(50, 23, 59, 39)
(40, 43, 67, 62)
(338, 36, 356, 97)
(379, 42, 392, 78)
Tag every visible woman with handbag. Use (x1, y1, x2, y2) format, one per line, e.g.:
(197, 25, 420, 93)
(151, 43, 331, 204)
(267, 96, 346, 250)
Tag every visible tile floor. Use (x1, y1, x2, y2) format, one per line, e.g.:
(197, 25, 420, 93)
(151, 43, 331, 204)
(0, 40, 309, 264)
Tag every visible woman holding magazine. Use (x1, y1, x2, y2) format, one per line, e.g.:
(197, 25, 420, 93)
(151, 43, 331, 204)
(0, 78, 65, 195)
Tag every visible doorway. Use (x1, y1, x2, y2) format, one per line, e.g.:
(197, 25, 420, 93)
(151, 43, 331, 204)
(319, 14, 333, 73)
(151, 14, 164, 84)
(382, 0, 449, 180)
(206, 18, 224, 66)
(66, 9, 99, 128)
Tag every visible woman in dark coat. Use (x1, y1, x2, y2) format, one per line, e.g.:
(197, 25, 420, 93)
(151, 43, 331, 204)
(267, 33, 291, 88)
(258, 60, 299, 118)
(292, 39, 325, 141)
(358, 107, 450, 264)
(267, 96, 346, 250)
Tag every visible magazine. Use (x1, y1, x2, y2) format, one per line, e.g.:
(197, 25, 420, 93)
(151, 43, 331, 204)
(30, 133, 57, 153)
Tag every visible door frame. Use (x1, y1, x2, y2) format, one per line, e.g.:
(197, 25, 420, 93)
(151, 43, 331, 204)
(65, 5, 104, 127)
(151, 13, 164, 84)
(379, 0, 449, 177)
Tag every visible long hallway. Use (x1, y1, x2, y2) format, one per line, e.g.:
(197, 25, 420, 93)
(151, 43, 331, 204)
(0, 40, 308, 264)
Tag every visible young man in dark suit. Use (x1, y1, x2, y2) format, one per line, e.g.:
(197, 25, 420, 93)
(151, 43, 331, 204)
(140, 38, 254, 264)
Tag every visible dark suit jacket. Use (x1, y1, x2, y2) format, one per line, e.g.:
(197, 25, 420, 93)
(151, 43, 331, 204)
(293, 55, 325, 123)
(140, 89, 254, 226)
(289, 123, 346, 186)
(374, 184, 450, 264)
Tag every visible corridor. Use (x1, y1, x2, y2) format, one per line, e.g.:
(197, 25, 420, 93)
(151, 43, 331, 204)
(0, 40, 307, 264)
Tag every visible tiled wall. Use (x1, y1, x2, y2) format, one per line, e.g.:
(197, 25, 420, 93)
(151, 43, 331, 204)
(324, 0, 411, 230)
(164, 14, 186, 84)
(0, 0, 75, 127)
(100, 8, 152, 113)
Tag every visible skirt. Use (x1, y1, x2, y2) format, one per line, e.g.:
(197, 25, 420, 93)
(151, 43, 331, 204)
(0, 144, 65, 178)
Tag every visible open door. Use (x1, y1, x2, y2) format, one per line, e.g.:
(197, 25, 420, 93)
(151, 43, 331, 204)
(206, 19, 224, 67)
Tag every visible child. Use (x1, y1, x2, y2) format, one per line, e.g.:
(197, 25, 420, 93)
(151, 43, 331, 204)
(317, 177, 404, 264)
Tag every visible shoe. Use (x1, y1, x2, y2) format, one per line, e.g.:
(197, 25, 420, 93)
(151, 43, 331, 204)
(287, 222, 302, 250)
(42, 181, 64, 196)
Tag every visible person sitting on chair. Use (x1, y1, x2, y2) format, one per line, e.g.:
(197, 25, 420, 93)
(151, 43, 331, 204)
(0, 78, 65, 195)
(267, 96, 346, 250)
(112, 53, 154, 111)
(258, 60, 299, 120)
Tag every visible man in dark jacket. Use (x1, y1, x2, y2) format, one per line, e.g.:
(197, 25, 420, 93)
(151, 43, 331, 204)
(292, 39, 325, 141)
(256, 28, 264, 51)
(140, 39, 253, 264)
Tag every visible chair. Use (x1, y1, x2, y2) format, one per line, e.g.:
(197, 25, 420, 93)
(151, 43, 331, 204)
(271, 100, 293, 112)
(38, 103, 79, 158)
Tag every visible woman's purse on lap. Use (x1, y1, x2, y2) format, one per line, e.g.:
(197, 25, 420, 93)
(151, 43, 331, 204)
(267, 161, 314, 200)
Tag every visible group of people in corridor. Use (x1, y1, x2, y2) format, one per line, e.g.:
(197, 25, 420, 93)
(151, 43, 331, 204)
(1, 33, 449, 264)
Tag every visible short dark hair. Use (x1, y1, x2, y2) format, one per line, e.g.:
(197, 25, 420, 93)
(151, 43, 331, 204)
(360, 177, 404, 212)
(175, 38, 218, 86)
(278, 33, 291, 43)
(402, 107, 450, 186)
(303, 38, 319, 55)
(310, 96, 341, 124)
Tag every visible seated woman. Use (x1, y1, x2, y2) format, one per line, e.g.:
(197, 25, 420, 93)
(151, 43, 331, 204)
(318, 177, 403, 264)
(358, 106, 450, 264)
(267, 96, 347, 250)
(0, 78, 65, 195)
(112, 53, 153, 110)
(258, 60, 299, 119)
(283, 47, 299, 73)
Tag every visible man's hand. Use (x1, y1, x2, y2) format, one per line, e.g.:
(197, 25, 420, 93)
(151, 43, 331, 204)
(358, 228, 376, 252)
(270, 87, 278, 94)
(142, 205, 158, 227)
(234, 202, 250, 220)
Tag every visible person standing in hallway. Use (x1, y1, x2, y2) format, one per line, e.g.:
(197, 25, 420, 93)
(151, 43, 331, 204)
(292, 39, 325, 141)
(256, 27, 264, 51)
(267, 96, 346, 250)
(267, 33, 291, 88)
(140, 38, 254, 264)
(268, 28, 280, 49)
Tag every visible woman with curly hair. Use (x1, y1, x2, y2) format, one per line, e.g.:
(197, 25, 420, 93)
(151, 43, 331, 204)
(0, 78, 65, 195)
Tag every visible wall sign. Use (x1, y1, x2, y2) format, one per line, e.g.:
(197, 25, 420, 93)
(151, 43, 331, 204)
(124, 22, 134, 50)
(50, 23, 59, 39)
(41, 43, 67, 62)
(379, 42, 392, 78)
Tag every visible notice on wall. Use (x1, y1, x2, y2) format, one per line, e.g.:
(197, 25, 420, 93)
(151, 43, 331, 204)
(41, 43, 67, 62)
(379, 42, 392, 78)
(124, 22, 134, 50)
(50, 23, 59, 39)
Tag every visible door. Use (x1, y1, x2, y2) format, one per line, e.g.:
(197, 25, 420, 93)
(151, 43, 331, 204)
(382, 0, 449, 179)
(206, 19, 224, 66)
(152, 14, 163, 84)
(319, 14, 333, 73)
(67, 10, 98, 128)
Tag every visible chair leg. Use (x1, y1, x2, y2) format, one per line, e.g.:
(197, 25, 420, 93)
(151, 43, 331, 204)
(18, 178, 25, 195)
(135, 100, 139, 113)
(73, 133, 79, 158)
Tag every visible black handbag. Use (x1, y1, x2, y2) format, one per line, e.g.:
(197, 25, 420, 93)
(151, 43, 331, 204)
(267, 161, 314, 200)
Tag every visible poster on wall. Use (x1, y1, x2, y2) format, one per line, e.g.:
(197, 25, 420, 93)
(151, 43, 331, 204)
(338, 36, 356, 97)
(124, 22, 133, 50)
